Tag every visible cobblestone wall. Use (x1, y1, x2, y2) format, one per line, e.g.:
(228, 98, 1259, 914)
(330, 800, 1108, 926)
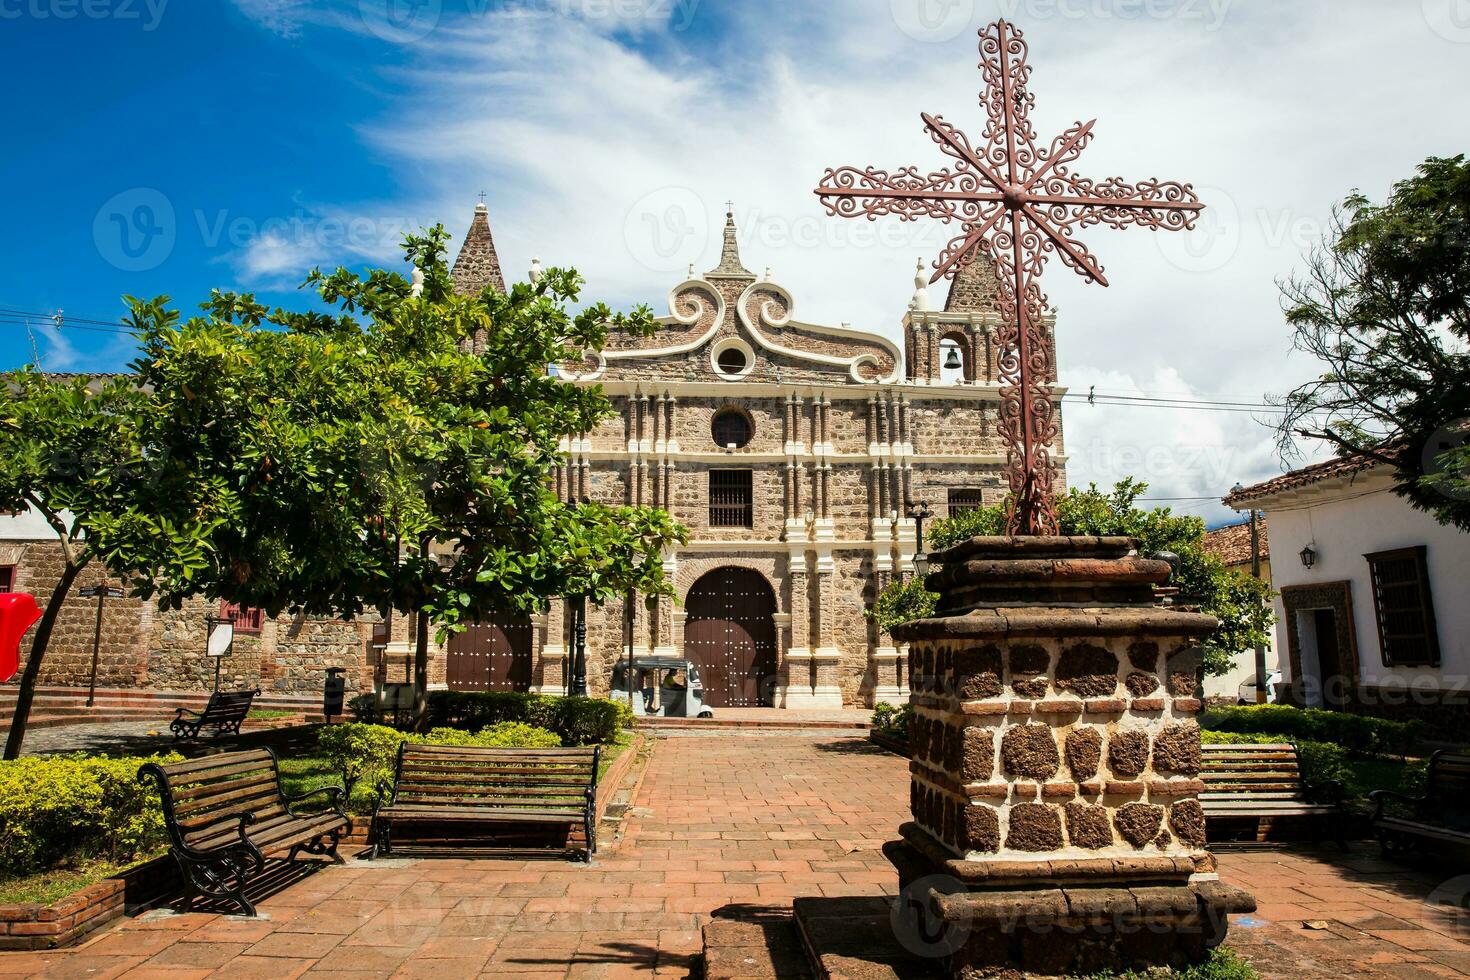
(5, 540, 371, 695)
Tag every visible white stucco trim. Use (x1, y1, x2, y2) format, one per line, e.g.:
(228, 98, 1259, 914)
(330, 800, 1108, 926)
(735, 280, 904, 385)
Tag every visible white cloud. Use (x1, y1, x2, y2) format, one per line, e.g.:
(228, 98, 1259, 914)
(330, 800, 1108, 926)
(234, 0, 1470, 518)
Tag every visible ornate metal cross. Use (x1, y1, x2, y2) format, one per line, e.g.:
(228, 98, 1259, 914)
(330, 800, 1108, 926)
(816, 20, 1202, 535)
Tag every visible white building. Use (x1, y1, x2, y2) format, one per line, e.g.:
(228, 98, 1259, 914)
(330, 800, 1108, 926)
(1225, 455, 1470, 730)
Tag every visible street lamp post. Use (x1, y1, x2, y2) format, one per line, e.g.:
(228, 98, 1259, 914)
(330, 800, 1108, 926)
(569, 593, 588, 697)
(907, 500, 933, 578)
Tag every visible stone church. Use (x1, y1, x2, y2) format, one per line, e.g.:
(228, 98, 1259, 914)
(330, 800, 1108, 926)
(0, 201, 1063, 709)
(439, 202, 1065, 708)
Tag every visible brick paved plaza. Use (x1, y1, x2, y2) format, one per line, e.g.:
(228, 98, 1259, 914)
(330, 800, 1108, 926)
(1, 733, 1467, 979)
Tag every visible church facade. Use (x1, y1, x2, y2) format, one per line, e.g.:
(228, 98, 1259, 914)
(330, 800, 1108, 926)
(1, 201, 1064, 710)
(439, 203, 1066, 708)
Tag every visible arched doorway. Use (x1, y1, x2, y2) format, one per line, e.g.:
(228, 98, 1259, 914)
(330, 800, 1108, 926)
(684, 567, 778, 707)
(446, 615, 532, 692)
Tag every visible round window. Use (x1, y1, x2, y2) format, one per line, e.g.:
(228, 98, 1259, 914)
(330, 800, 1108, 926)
(712, 408, 752, 449)
(716, 346, 749, 375)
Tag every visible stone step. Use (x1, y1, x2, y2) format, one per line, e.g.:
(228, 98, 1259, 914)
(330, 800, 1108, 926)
(702, 910, 815, 980)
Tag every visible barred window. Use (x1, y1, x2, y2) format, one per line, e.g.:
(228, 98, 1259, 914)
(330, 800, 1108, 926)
(709, 469, 753, 528)
(220, 601, 265, 635)
(712, 408, 752, 449)
(1365, 546, 1440, 667)
(948, 488, 985, 516)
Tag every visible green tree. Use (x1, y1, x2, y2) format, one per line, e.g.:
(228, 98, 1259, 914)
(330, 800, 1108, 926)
(125, 227, 686, 724)
(867, 480, 1274, 676)
(1276, 155, 1470, 529)
(0, 373, 218, 758)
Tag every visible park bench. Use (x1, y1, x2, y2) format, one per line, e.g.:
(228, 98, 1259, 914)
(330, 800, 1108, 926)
(169, 688, 261, 740)
(1369, 750, 1470, 857)
(1200, 742, 1346, 848)
(138, 748, 349, 916)
(370, 742, 600, 862)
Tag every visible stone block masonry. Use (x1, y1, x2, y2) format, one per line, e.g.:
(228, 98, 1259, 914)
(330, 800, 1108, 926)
(6, 539, 375, 696)
(887, 536, 1253, 976)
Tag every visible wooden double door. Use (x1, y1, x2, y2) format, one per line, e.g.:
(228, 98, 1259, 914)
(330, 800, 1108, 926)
(446, 615, 532, 692)
(683, 568, 777, 707)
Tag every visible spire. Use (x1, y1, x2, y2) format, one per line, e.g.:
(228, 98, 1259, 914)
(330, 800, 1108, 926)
(451, 200, 507, 296)
(944, 251, 1003, 313)
(909, 258, 932, 312)
(705, 206, 754, 279)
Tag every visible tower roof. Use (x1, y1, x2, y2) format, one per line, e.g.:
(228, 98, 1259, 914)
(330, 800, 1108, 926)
(944, 252, 1002, 313)
(451, 201, 507, 296)
(705, 209, 754, 280)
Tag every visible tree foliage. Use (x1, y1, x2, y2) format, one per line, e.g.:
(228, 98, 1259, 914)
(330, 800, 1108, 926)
(867, 480, 1275, 676)
(1275, 154, 1470, 529)
(126, 227, 685, 627)
(1, 225, 685, 740)
(0, 373, 219, 757)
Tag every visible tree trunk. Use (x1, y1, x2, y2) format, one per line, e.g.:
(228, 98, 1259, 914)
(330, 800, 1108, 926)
(411, 609, 430, 731)
(4, 559, 87, 759)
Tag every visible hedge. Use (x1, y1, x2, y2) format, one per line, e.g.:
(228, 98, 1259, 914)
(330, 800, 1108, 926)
(424, 691, 631, 746)
(1199, 704, 1420, 757)
(0, 752, 183, 879)
(317, 721, 564, 797)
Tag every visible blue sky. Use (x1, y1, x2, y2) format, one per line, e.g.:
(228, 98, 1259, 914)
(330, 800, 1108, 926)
(3, 0, 1469, 523)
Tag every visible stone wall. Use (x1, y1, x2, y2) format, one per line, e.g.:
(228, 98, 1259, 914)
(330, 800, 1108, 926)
(5, 540, 373, 695)
(7, 541, 149, 689)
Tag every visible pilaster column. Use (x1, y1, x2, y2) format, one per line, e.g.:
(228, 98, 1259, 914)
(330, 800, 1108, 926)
(538, 597, 567, 693)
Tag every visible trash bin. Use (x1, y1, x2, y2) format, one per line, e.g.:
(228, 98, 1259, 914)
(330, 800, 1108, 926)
(323, 667, 346, 723)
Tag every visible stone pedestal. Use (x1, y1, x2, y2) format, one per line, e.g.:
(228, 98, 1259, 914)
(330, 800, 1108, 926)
(868, 536, 1251, 977)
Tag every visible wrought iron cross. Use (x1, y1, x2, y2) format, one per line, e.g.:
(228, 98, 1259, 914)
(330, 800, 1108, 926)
(816, 20, 1203, 535)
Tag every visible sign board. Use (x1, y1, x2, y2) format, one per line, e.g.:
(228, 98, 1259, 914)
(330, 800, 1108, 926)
(78, 586, 126, 599)
(206, 620, 235, 658)
(0, 593, 42, 683)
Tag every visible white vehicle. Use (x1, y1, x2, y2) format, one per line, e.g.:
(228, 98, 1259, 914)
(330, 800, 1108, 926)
(1237, 670, 1283, 705)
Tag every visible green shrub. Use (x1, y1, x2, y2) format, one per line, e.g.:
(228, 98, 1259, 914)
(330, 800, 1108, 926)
(424, 691, 628, 745)
(871, 702, 913, 743)
(347, 693, 381, 724)
(318, 721, 564, 795)
(317, 723, 403, 796)
(0, 752, 183, 879)
(1200, 730, 1352, 793)
(416, 723, 561, 749)
(1199, 704, 1421, 757)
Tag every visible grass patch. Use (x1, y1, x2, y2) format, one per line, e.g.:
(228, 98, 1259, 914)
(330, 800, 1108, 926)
(1073, 946, 1258, 979)
(249, 709, 301, 720)
(0, 855, 161, 907)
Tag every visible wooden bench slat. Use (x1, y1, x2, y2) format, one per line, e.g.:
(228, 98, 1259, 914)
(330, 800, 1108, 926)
(162, 750, 274, 779)
(175, 781, 281, 814)
(372, 743, 599, 861)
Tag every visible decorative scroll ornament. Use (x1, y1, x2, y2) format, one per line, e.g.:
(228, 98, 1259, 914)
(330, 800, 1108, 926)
(816, 20, 1203, 535)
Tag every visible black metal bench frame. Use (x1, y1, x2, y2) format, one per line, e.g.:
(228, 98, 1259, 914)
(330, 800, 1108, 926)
(169, 688, 262, 740)
(138, 747, 349, 916)
(1369, 749, 1470, 857)
(1200, 742, 1347, 849)
(370, 742, 600, 862)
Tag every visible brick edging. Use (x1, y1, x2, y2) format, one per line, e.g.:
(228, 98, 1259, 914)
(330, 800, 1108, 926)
(0, 855, 177, 951)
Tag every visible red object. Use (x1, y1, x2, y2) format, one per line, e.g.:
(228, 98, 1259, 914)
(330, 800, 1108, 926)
(816, 20, 1203, 534)
(0, 593, 41, 683)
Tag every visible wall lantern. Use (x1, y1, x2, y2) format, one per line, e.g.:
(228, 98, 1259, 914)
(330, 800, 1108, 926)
(1299, 543, 1317, 569)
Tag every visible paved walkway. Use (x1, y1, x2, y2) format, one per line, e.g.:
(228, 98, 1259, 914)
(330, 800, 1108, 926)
(2, 734, 1468, 978)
